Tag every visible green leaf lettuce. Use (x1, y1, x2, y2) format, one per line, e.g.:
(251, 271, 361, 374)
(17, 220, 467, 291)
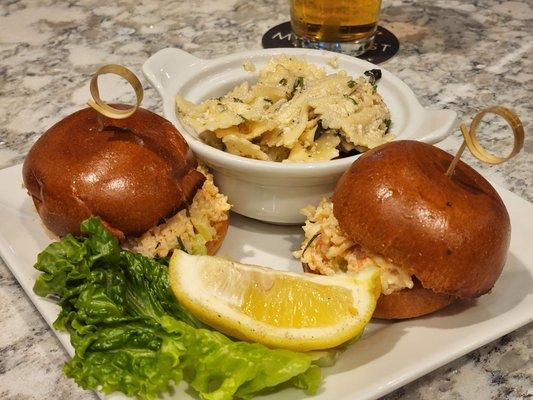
(33, 217, 323, 399)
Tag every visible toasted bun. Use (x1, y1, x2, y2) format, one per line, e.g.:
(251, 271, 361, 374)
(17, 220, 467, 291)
(23, 105, 206, 239)
(373, 281, 456, 319)
(206, 219, 230, 255)
(333, 140, 510, 303)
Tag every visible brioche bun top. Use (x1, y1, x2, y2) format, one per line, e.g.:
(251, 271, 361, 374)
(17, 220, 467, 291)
(332, 140, 510, 298)
(23, 105, 205, 239)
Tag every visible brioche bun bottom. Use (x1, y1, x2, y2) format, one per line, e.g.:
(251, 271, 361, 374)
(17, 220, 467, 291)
(206, 218, 229, 255)
(373, 283, 455, 319)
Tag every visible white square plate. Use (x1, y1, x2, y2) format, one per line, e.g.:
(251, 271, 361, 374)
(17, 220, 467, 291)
(0, 163, 532, 400)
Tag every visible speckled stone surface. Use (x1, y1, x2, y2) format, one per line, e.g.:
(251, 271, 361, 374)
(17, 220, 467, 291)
(0, 0, 531, 399)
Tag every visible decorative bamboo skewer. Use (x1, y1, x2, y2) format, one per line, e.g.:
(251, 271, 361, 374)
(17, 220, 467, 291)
(87, 64, 144, 119)
(445, 106, 524, 176)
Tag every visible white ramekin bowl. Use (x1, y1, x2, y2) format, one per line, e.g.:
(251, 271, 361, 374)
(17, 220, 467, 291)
(143, 48, 456, 224)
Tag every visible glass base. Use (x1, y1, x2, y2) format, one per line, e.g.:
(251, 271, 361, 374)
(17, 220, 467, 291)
(290, 32, 375, 56)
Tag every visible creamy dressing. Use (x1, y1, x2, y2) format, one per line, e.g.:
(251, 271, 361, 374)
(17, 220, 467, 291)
(128, 166, 231, 258)
(294, 198, 414, 295)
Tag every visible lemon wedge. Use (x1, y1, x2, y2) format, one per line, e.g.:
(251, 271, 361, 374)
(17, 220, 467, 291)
(168, 250, 381, 351)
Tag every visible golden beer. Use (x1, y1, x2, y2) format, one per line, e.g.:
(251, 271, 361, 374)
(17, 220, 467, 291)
(290, 0, 382, 53)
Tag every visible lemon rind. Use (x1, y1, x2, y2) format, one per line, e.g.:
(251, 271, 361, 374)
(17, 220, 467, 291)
(169, 250, 380, 351)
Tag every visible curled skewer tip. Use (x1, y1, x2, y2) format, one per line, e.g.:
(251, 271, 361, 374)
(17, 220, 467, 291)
(87, 64, 144, 120)
(445, 106, 524, 177)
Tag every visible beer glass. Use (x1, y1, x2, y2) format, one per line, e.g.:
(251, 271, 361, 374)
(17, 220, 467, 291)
(290, 0, 382, 55)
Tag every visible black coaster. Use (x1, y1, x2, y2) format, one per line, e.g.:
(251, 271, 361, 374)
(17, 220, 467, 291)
(262, 21, 399, 64)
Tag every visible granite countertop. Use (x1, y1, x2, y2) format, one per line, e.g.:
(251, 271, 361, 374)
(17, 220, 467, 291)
(0, 0, 531, 399)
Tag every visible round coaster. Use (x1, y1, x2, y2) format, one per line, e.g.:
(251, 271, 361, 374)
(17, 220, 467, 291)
(262, 21, 399, 64)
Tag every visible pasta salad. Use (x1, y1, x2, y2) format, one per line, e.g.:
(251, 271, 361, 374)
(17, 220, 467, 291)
(175, 56, 392, 162)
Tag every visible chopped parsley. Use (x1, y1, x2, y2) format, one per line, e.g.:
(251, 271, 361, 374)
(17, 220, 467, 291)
(344, 95, 357, 106)
(279, 78, 287, 86)
(232, 97, 243, 103)
(347, 80, 356, 88)
(384, 118, 392, 133)
(293, 76, 304, 91)
(290, 76, 305, 97)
